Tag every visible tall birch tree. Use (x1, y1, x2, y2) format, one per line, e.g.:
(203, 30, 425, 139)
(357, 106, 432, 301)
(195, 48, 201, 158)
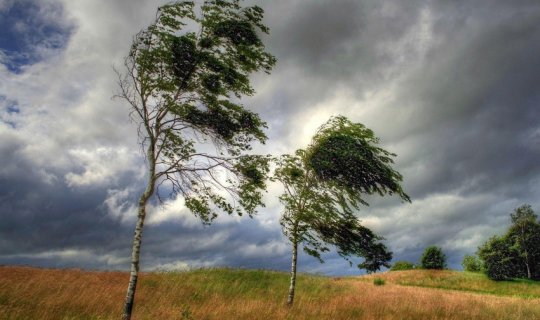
(274, 116, 410, 306)
(116, 1, 275, 318)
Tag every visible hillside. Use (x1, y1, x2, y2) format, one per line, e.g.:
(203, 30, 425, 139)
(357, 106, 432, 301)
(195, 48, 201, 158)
(0, 266, 539, 319)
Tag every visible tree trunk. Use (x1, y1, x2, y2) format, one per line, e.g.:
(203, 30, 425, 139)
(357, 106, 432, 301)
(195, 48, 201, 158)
(122, 145, 156, 320)
(525, 259, 531, 279)
(287, 239, 298, 306)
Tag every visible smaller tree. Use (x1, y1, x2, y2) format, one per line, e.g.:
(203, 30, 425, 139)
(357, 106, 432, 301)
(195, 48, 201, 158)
(274, 116, 410, 306)
(390, 261, 415, 271)
(461, 254, 482, 272)
(477, 236, 518, 281)
(421, 246, 446, 269)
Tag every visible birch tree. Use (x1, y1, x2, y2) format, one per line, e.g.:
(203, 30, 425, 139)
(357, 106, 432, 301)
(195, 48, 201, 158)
(508, 204, 540, 279)
(116, 1, 275, 318)
(274, 116, 410, 306)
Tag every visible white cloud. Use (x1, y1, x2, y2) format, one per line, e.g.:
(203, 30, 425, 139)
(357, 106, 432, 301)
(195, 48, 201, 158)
(65, 147, 142, 187)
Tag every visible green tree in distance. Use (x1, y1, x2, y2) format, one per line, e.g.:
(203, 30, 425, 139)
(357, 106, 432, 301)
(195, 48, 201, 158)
(420, 246, 446, 269)
(478, 204, 540, 281)
(478, 235, 518, 280)
(116, 1, 275, 318)
(508, 204, 540, 279)
(461, 254, 483, 272)
(274, 116, 410, 306)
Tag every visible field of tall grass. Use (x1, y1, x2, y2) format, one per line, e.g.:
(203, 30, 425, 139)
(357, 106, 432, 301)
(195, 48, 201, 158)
(0, 266, 539, 319)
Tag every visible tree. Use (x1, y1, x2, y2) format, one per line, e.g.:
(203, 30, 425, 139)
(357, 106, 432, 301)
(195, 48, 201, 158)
(116, 1, 275, 318)
(274, 116, 410, 306)
(461, 254, 482, 272)
(420, 246, 446, 269)
(477, 204, 540, 281)
(478, 235, 518, 280)
(508, 204, 540, 279)
(390, 261, 415, 271)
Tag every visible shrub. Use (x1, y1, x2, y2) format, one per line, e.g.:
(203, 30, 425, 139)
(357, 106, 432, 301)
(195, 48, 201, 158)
(477, 236, 519, 281)
(390, 261, 415, 271)
(461, 254, 483, 272)
(373, 278, 385, 286)
(421, 246, 446, 269)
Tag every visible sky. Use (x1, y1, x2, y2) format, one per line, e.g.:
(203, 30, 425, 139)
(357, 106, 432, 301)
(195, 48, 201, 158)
(1, 0, 540, 275)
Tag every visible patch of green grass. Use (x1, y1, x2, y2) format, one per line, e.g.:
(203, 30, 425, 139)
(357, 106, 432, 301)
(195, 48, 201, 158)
(373, 278, 385, 286)
(156, 268, 348, 302)
(375, 270, 540, 298)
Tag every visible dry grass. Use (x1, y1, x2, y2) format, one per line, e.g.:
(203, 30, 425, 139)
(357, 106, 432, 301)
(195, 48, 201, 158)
(0, 266, 539, 319)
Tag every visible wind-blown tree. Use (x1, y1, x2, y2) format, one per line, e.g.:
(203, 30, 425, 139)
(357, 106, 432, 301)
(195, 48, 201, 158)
(116, 1, 275, 319)
(274, 116, 410, 306)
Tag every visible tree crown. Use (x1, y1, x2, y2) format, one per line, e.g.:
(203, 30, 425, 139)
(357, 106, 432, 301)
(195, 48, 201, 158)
(117, 0, 276, 222)
(420, 246, 446, 269)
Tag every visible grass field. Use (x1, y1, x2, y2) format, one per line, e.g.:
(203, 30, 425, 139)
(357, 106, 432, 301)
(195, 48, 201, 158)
(0, 266, 539, 319)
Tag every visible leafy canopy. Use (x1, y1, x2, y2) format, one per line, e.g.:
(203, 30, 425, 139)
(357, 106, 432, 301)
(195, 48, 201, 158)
(478, 235, 519, 280)
(420, 246, 446, 269)
(307, 116, 410, 203)
(461, 254, 483, 272)
(117, 0, 276, 222)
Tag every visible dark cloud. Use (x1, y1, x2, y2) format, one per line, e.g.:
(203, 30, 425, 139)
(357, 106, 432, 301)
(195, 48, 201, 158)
(1, 0, 540, 276)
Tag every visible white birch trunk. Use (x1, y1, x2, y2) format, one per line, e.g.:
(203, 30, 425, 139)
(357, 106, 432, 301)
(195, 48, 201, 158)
(122, 144, 156, 320)
(287, 239, 298, 306)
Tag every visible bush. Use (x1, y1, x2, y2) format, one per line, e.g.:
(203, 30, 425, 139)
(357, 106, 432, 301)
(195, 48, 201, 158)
(421, 246, 446, 269)
(477, 236, 520, 281)
(373, 278, 385, 286)
(461, 254, 483, 272)
(390, 261, 415, 271)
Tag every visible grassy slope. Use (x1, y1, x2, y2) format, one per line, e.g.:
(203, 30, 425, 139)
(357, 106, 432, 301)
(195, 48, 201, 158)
(362, 269, 540, 298)
(0, 266, 539, 320)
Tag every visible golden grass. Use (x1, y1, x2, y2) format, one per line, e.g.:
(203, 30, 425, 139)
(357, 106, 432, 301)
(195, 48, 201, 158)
(0, 266, 539, 319)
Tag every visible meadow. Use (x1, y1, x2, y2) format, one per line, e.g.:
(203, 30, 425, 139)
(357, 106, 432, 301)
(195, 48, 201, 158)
(0, 266, 539, 319)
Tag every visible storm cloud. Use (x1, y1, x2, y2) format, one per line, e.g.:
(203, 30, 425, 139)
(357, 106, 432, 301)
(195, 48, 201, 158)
(1, 0, 540, 275)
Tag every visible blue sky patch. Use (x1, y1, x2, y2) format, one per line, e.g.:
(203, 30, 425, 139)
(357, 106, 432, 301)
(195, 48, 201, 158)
(0, 0, 73, 73)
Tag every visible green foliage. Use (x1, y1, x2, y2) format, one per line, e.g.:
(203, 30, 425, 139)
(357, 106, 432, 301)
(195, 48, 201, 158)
(373, 278, 385, 286)
(508, 204, 540, 280)
(307, 116, 410, 202)
(477, 204, 540, 281)
(478, 236, 518, 281)
(118, 0, 276, 220)
(462, 254, 483, 272)
(390, 261, 415, 271)
(275, 116, 410, 274)
(420, 246, 446, 270)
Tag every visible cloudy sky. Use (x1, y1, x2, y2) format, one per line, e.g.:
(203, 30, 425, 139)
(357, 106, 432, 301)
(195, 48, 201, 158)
(1, 0, 540, 275)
